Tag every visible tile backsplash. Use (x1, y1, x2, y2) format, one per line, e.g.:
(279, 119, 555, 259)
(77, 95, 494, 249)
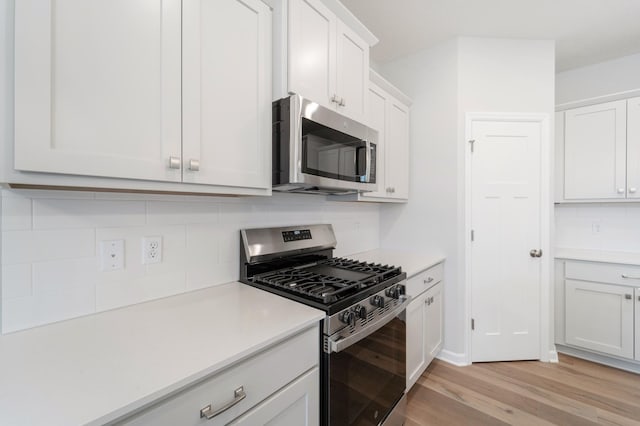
(555, 204, 640, 252)
(0, 190, 380, 333)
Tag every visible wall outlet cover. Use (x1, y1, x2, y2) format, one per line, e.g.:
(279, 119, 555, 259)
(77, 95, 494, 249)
(143, 236, 162, 264)
(100, 239, 125, 271)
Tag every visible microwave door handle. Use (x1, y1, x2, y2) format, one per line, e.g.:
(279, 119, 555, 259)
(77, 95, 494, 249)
(364, 141, 371, 184)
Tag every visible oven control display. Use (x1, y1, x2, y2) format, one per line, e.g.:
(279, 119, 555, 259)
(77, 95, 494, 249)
(282, 229, 312, 242)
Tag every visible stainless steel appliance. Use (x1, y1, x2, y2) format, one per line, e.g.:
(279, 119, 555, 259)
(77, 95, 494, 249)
(240, 224, 408, 426)
(272, 95, 378, 195)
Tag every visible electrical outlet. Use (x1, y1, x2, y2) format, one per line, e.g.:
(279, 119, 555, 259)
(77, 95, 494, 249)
(142, 236, 162, 264)
(100, 240, 125, 271)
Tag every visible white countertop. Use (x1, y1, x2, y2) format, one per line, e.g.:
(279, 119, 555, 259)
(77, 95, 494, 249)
(0, 282, 324, 426)
(555, 248, 640, 266)
(349, 248, 445, 278)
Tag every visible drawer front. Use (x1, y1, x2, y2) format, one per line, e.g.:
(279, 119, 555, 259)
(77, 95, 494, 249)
(406, 263, 444, 298)
(565, 261, 640, 287)
(118, 326, 319, 426)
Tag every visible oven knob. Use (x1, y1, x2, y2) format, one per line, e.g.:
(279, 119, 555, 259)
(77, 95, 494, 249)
(353, 305, 367, 319)
(370, 295, 385, 308)
(386, 285, 401, 299)
(340, 311, 356, 327)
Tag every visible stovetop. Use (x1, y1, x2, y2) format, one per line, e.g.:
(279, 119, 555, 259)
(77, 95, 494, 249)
(240, 224, 406, 315)
(246, 257, 404, 314)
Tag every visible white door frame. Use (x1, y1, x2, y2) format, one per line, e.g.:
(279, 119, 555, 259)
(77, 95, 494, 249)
(464, 112, 554, 364)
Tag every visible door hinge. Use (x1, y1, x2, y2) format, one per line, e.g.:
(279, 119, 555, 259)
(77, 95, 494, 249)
(469, 139, 475, 153)
(470, 230, 475, 241)
(471, 318, 475, 330)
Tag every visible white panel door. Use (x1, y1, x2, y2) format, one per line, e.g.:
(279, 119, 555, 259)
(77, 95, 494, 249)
(386, 100, 410, 199)
(471, 119, 542, 362)
(425, 281, 443, 366)
(626, 97, 640, 199)
(14, 0, 182, 182)
(182, 0, 271, 189)
(230, 368, 319, 426)
(288, 0, 336, 109)
(564, 100, 627, 200)
(565, 280, 634, 359)
(405, 292, 426, 391)
(335, 20, 368, 123)
(362, 82, 388, 199)
(636, 288, 640, 362)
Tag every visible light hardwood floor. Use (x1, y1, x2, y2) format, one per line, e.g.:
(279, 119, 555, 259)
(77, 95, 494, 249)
(405, 354, 640, 425)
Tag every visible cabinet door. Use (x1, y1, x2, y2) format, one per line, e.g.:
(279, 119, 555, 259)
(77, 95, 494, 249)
(230, 368, 319, 426)
(288, 0, 337, 110)
(627, 97, 640, 199)
(636, 288, 640, 362)
(565, 280, 634, 359)
(335, 21, 368, 123)
(564, 100, 627, 200)
(406, 292, 427, 391)
(425, 282, 443, 367)
(182, 0, 271, 190)
(14, 0, 182, 182)
(361, 82, 388, 199)
(386, 99, 410, 199)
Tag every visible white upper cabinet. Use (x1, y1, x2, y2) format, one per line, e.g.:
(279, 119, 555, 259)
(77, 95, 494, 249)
(563, 100, 627, 200)
(182, 0, 271, 189)
(626, 96, 640, 199)
(277, 0, 376, 123)
(11, 0, 271, 195)
(14, 0, 183, 182)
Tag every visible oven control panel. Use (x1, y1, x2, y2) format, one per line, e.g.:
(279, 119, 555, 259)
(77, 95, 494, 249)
(282, 229, 312, 242)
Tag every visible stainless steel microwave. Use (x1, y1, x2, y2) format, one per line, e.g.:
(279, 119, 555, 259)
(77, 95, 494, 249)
(272, 95, 378, 195)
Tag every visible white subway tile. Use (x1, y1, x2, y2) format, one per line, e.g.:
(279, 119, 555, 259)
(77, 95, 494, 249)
(2, 229, 95, 265)
(95, 271, 186, 312)
(32, 258, 97, 295)
(146, 201, 219, 225)
(2, 297, 37, 333)
(33, 285, 95, 327)
(1, 196, 32, 231)
(2, 264, 32, 299)
(33, 199, 145, 229)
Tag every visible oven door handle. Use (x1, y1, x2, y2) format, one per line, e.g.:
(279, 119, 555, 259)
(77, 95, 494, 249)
(328, 296, 411, 353)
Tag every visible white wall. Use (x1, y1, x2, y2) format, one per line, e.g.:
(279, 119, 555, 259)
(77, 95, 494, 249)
(0, 190, 380, 333)
(377, 39, 460, 356)
(379, 37, 555, 361)
(556, 52, 640, 105)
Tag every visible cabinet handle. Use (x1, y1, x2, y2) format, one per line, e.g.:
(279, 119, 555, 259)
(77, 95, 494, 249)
(529, 249, 543, 258)
(630, 187, 637, 194)
(339, 97, 346, 107)
(621, 274, 640, 280)
(200, 386, 246, 420)
(625, 294, 632, 300)
(386, 187, 392, 193)
(168, 156, 181, 170)
(617, 188, 625, 194)
(424, 277, 434, 284)
(331, 94, 340, 104)
(188, 159, 200, 171)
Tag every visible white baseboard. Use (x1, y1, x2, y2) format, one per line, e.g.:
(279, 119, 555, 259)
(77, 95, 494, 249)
(556, 344, 640, 374)
(548, 349, 559, 363)
(437, 349, 469, 366)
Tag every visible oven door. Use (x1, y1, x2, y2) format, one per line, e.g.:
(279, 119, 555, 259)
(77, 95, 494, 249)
(324, 298, 408, 426)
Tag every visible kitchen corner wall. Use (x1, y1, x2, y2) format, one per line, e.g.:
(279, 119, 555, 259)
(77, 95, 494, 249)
(0, 190, 380, 333)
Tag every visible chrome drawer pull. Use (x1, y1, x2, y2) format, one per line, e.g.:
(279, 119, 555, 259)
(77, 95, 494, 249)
(621, 274, 640, 280)
(200, 386, 246, 420)
(424, 277, 434, 284)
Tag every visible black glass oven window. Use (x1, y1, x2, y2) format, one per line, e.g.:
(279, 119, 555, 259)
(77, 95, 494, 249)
(301, 118, 368, 182)
(329, 316, 406, 425)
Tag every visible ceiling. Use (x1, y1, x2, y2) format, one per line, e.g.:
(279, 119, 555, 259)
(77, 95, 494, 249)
(340, 0, 640, 71)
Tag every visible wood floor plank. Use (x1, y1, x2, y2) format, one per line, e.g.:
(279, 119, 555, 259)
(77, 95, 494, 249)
(406, 355, 640, 426)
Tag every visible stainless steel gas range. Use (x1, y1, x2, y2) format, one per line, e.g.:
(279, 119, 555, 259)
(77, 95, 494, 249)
(240, 224, 409, 426)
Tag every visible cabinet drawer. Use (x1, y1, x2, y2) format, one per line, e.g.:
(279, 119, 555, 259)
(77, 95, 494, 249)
(565, 261, 640, 286)
(118, 326, 318, 426)
(406, 263, 443, 298)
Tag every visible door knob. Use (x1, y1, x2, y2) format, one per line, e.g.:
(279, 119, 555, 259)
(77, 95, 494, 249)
(529, 249, 543, 258)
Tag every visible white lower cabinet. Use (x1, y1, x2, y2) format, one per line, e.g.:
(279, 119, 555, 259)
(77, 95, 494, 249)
(636, 288, 640, 362)
(116, 327, 318, 426)
(405, 263, 444, 391)
(565, 280, 634, 359)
